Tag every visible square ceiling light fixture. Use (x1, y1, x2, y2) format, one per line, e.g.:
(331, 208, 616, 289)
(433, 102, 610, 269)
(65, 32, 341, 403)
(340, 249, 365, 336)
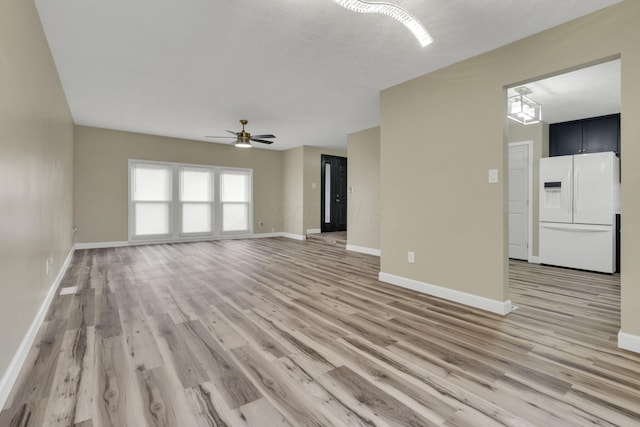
(334, 0, 433, 47)
(508, 87, 542, 125)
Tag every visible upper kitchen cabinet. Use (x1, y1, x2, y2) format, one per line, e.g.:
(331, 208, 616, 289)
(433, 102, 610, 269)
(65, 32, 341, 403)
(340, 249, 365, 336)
(550, 114, 620, 157)
(549, 121, 582, 156)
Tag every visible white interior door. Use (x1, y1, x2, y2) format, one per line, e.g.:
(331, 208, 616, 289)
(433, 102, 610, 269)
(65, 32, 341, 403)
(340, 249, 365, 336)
(508, 143, 530, 260)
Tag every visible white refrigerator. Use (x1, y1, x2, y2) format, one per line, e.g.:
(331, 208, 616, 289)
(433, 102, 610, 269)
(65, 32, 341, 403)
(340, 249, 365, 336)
(539, 151, 620, 273)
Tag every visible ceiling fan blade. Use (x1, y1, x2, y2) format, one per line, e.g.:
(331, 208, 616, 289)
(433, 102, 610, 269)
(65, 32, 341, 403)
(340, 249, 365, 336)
(251, 134, 276, 139)
(226, 130, 237, 135)
(205, 135, 236, 138)
(251, 138, 274, 144)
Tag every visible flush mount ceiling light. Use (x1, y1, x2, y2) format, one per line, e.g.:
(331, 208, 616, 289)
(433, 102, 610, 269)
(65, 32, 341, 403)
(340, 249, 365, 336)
(334, 0, 433, 47)
(508, 87, 542, 125)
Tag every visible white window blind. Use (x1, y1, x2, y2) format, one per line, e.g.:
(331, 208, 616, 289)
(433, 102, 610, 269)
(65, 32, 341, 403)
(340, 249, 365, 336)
(129, 160, 253, 242)
(131, 163, 172, 237)
(221, 170, 251, 233)
(180, 167, 213, 234)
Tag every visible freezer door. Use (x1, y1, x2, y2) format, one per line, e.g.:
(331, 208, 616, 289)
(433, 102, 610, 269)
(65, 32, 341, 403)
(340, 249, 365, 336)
(539, 155, 573, 223)
(539, 223, 615, 273)
(573, 152, 618, 226)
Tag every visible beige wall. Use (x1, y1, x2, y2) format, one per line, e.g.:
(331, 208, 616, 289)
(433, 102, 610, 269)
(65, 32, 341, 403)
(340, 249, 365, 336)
(507, 120, 549, 257)
(347, 127, 380, 251)
(0, 0, 74, 382)
(302, 146, 347, 234)
(283, 146, 304, 236)
(381, 0, 640, 337)
(282, 145, 347, 236)
(74, 126, 283, 242)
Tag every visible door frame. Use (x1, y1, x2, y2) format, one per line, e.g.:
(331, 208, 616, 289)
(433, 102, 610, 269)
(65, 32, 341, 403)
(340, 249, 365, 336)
(320, 154, 348, 233)
(508, 140, 533, 262)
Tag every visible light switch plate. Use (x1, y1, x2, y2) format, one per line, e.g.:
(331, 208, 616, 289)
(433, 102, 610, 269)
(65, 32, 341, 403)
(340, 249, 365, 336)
(488, 169, 499, 184)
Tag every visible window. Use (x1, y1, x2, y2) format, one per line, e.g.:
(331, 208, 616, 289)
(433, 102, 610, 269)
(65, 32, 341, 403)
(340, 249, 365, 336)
(221, 170, 251, 233)
(180, 167, 213, 234)
(131, 163, 172, 237)
(129, 160, 252, 241)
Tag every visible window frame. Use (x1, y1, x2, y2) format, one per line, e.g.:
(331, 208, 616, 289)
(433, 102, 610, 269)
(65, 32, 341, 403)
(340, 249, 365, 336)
(128, 159, 253, 243)
(220, 168, 253, 236)
(129, 162, 173, 241)
(179, 165, 215, 237)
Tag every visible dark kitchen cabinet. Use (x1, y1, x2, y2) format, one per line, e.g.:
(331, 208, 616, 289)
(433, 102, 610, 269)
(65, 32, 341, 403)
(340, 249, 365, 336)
(550, 114, 619, 157)
(549, 121, 582, 156)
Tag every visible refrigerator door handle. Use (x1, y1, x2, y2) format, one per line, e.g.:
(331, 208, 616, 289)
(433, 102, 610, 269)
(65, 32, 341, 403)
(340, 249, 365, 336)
(574, 169, 579, 217)
(540, 223, 610, 233)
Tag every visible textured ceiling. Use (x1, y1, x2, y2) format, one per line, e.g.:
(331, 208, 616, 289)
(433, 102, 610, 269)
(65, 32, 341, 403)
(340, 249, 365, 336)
(510, 59, 621, 124)
(34, 0, 622, 150)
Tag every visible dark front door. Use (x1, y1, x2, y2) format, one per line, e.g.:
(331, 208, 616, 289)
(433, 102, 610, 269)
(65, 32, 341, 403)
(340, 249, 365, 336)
(321, 155, 347, 232)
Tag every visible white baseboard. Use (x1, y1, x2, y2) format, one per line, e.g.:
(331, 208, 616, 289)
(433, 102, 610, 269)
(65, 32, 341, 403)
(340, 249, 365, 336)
(306, 229, 321, 235)
(74, 233, 299, 250)
(74, 241, 128, 249)
(529, 256, 541, 264)
(618, 331, 640, 353)
(0, 246, 75, 410)
(378, 272, 513, 316)
(346, 244, 381, 257)
(280, 233, 306, 241)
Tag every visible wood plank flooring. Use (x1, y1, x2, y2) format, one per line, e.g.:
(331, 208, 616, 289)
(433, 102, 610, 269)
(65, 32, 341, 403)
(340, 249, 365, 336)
(2, 237, 639, 426)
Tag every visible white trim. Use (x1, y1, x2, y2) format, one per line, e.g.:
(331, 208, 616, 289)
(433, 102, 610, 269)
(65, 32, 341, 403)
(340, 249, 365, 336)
(346, 244, 381, 256)
(529, 256, 541, 264)
(74, 233, 290, 250)
(0, 246, 75, 410)
(128, 159, 254, 243)
(74, 241, 129, 250)
(378, 272, 513, 315)
(618, 331, 640, 353)
(280, 233, 307, 241)
(306, 229, 321, 235)
(509, 140, 534, 262)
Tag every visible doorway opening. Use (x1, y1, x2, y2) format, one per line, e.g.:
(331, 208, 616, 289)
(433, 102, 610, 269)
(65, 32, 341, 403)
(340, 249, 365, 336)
(321, 155, 347, 233)
(505, 58, 621, 332)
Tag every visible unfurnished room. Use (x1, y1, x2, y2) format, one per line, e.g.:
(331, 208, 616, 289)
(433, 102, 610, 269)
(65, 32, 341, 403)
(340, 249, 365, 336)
(1, 1, 640, 426)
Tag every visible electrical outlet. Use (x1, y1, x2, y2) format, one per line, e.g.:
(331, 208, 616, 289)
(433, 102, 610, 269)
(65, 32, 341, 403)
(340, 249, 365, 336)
(408, 251, 415, 264)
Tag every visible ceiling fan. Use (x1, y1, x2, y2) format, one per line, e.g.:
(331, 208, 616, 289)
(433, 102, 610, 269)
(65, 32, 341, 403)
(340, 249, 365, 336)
(205, 119, 275, 148)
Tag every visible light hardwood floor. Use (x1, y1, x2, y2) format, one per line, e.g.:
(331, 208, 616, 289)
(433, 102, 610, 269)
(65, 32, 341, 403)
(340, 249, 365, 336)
(1, 238, 639, 426)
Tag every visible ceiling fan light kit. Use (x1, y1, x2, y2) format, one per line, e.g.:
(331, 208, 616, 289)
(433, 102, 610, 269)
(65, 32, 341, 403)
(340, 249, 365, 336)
(334, 0, 433, 47)
(508, 87, 542, 125)
(234, 137, 252, 148)
(205, 119, 275, 148)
